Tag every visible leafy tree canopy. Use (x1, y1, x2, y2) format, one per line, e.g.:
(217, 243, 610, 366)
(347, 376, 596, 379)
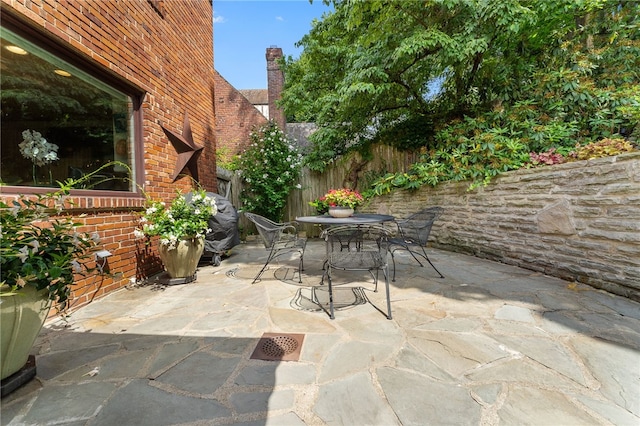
(281, 0, 639, 172)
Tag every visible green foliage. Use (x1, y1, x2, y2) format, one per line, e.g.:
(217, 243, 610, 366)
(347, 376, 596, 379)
(237, 122, 303, 221)
(283, 0, 639, 191)
(215, 147, 240, 170)
(572, 138, 636, 160)
(375, 116, 436, 151)
(309, 197, 329, 215)
(368, 120, 530, 194)
(0, 189, 99, 312)
(136, 189, 217, 249)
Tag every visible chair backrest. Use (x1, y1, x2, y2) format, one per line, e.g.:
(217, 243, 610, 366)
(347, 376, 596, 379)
(397, 207, 443, 246)
(323, 225, 389, 268)
(244, 212, 290, 249)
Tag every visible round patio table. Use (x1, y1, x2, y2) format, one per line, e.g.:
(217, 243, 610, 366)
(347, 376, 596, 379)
(295, 213, 395, 225)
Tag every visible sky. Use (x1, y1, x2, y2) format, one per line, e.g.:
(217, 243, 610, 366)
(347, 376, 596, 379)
(213, 0, 333, 90)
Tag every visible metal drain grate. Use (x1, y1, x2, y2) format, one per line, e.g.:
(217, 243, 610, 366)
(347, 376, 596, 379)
(250, 333, 305, 361)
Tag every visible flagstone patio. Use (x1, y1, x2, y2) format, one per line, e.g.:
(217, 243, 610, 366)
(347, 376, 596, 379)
(1, 239, 639, 425)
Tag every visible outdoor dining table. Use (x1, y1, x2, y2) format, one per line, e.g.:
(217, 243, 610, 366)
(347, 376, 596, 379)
(295, 213, 396, 319)
(295, 213, 395, 226)
(295, 213, 395, 261)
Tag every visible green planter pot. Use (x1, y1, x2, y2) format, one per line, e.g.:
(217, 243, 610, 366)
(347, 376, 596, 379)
(1, 285, 51, 380)
(157, 237, 205, 279)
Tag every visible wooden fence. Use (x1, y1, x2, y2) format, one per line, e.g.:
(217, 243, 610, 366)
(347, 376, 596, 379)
(218, 143, 420, 238)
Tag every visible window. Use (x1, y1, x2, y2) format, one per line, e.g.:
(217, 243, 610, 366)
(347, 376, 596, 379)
(1, 27, 137, 191)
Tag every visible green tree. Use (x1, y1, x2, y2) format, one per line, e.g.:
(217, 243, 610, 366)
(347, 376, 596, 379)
(281, 0, 639, 176)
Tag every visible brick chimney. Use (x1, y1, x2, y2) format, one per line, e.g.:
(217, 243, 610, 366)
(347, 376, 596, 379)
(266, 46, 286, 130)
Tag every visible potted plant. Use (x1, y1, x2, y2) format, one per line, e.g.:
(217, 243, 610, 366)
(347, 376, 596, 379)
(0, 188, 100, 382)
(135, 188, 217, 281)
(313, 188, 364, 218)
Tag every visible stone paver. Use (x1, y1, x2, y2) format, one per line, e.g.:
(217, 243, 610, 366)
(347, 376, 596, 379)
(2, 240, 639, 426)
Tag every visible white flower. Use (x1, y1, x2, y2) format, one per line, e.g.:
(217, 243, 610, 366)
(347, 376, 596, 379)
(17, 246, 30, 263)
(133, 229, 146, 239)
(28, 240, 40, 253)
(19, 129, 59, 167)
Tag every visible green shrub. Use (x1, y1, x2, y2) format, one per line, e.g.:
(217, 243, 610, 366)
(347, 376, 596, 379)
(237, 122, 302, 221)
(571, 138, 636, 161)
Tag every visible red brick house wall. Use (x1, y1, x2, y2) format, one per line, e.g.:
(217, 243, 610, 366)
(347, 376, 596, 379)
(213, 70, 268, 156)
(1, 0, 217, 313)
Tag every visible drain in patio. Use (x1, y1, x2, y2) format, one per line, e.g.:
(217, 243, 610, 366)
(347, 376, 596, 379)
(250, 333, 305, 361)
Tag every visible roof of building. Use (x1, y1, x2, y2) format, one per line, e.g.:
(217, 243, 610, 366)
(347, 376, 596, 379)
(239, 89, 268, 105)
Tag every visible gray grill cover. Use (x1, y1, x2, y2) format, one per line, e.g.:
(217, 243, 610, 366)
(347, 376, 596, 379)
(186, 192, 240, 254)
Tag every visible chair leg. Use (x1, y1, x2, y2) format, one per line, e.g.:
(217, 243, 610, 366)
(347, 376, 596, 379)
(383, 266, 392, 320)
(390, 252, 397, 282)
(252, 247, 277, 284)
(297, 252, 304, 283)
(327, 268, 335, 320)
(405, 247, 425, 267)
(252, 259, 270, 284)
(419, 247, 444, 278)
(391, 246, 444, 279)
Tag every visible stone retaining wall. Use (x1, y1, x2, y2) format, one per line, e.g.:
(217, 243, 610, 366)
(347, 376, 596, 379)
(370, 152, 640, 301)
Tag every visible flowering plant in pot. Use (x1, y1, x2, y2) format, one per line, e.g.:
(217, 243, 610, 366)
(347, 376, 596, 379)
(323, 188, 364, 209)
(0, 187, 101, 380)
(311, 188, 364, 217)
(134, 189, 217, 279)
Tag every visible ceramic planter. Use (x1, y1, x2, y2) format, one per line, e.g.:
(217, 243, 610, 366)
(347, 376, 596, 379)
(1, 285, 51, 380)
(328, 206, 355, 218)
(157, 237, 205, 279)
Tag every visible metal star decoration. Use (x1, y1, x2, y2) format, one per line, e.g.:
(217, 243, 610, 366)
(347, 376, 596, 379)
(161, 112, 204, 182)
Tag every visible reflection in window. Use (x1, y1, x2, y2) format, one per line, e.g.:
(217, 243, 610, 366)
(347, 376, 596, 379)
(1, 28, 135, 191)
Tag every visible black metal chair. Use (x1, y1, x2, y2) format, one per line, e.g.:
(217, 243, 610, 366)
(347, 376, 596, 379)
(387, 207, 444, 281)
(319, 225, 392, 320)
(244, 212, 306, 284)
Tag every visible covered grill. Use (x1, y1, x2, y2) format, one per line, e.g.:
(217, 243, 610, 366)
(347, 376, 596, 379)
(186, 192, 240, 266)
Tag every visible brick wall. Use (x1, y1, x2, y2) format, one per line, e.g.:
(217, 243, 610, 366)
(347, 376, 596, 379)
(367, 152, 640, 301)
(1, 0, 218, 313)
(213, 70, 268, 156)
